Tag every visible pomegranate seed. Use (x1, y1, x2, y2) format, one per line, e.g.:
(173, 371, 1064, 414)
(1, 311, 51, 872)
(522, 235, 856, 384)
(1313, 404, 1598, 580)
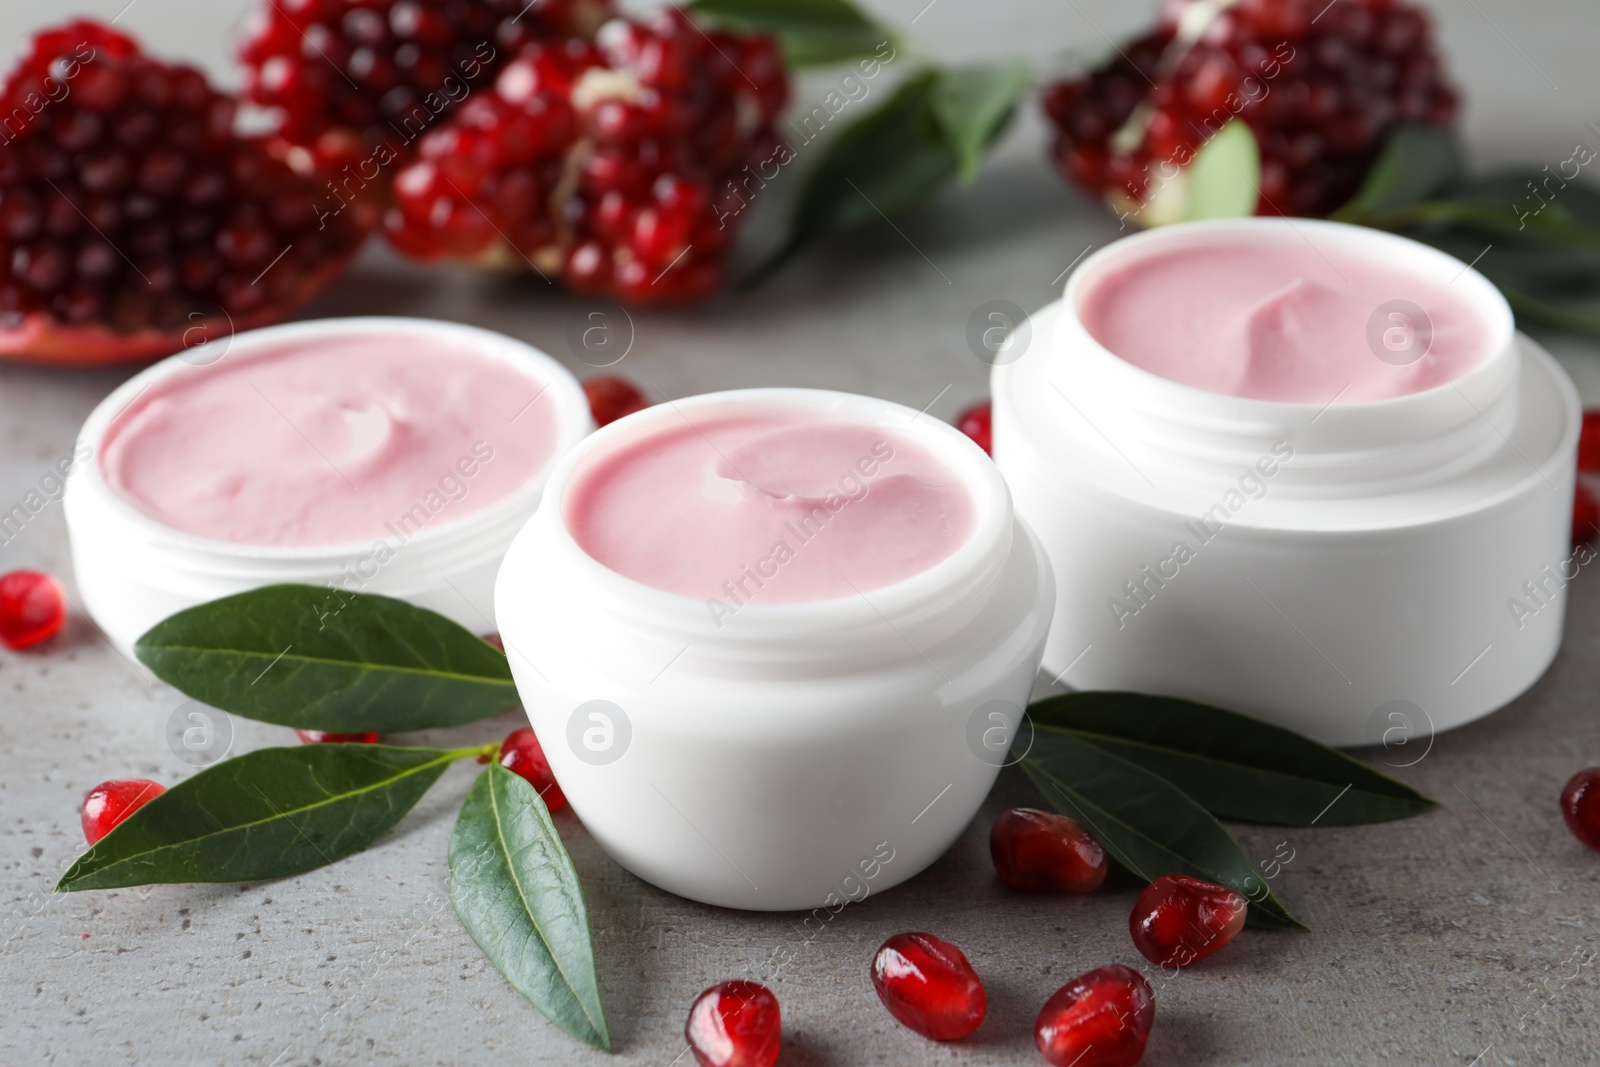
(684, 980, 781, 1067)
(0, 569, 65, 650)
(1034, 964, 1155, 1067)
(81, 778, 165, 844)
(869, 931, 986, 1040)
(499, 727, 567, 811)
(1561, 768, 1600, 851)
(1129, 873, 1247, 968)
(296, 729, 380, 744)
(1575, 482, 1598, 550)
(990, 807, 1108, 893)
(584, 375, 648, 427)
(1579, 410, 1600, 471)
(956, 401, 992, 456)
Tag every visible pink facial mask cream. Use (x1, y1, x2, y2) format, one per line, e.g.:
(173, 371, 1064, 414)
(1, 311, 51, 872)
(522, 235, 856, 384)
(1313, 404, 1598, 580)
(99, 331, 562, 545)
(563, 412, 977, 608)
(1078, 232, 1492, 403)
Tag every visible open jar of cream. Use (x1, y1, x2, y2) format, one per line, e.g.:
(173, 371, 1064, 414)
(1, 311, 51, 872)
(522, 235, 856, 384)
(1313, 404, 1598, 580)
(495, 389, 1054, 911)
(66, 316, 593, 653)
(995, 218, 1580, 746)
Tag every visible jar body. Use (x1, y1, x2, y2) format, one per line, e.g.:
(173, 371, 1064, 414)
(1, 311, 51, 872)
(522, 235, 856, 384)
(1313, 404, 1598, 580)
(494, 388, 1055, 911)
(64, 317, 592, 653)
(995, 220, 1580, 746)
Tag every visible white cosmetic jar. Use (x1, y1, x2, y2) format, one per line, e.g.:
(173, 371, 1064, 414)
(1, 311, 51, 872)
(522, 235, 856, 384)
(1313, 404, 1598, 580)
(495, 388, 1055, 911)
(65, 316, 593, 654)
(995, 218, 1580, 747)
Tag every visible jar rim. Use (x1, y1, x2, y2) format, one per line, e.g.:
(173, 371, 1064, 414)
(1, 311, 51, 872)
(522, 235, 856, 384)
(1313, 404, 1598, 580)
(70, 315, 593, 564)
(530, 387, 1014, 638)
(1059, 216, 1517, 416)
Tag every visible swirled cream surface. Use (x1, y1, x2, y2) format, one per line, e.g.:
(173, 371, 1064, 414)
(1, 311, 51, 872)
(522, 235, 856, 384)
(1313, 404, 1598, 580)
(564, 413, 976, 603)
(1079, 234, 1491, 403)
(100, 333, 560, 545)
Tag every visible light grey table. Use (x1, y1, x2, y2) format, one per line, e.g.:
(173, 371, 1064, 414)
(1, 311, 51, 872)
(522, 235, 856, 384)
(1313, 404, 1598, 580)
(4, 2, 1600, 1064)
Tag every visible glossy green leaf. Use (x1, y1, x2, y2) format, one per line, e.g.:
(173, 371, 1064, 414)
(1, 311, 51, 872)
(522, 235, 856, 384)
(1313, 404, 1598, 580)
(930, 61, 1032, 184)
(57, 745, 464, 891)
(1331, 125, 1464, 221)
(450, 765, 609, 1051)
(1028, 692, 1437, 826)
(1182, 119, 1260, 220)
(689, 0, 891, 67)
(750, 70, 956, 282)
(135, 584, 517, 732)
(1019, 728, 1305, 930)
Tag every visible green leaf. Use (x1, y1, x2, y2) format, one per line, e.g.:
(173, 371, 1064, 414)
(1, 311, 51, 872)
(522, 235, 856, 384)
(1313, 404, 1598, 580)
(1331, 125, 1465, 221)
(450, 765, 609, 1050)
(750, 70, 957, 282)
(930, 61, 1032, 184)
(134, 584, 518, 733)
(1019, 728, 1305, 930)
(57, 745, 464, 891)
(689, 0, 892, 68)
(1181, 119, 1260, 221)
(1028, 692, 1437, 826)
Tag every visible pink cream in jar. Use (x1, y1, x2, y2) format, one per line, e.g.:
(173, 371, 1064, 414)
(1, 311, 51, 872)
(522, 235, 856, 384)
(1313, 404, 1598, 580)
(563, 411, 977, 604)
(1077, 230, 1493, 403)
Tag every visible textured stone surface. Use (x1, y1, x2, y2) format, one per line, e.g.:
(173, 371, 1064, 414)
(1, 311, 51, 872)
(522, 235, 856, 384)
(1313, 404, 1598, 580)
(3, 1, 1600, 1064)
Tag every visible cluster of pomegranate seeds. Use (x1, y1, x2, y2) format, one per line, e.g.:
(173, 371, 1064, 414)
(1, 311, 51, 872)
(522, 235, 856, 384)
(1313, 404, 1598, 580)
(870, 931, 987, 1040)
(238, 0, 612, 174)
(584, 374, 647, 426)
(990, 807, 1109, 893)
(1128, 872, 1248, 968)
(499, 726, 567, 810)
(955, 400, 992, 456)
(81, 778, 164, 844)
(383, 8, 787, 301)
(684, 980, 781, 1067)
(0, 569, 65, 650)
(0, 21, 370, 361)
(296, 729, 380, 744)
(1034, 964, 1155, 1067)
(1043, 0, 1459, 219)
(1561, 769, 1600, 852)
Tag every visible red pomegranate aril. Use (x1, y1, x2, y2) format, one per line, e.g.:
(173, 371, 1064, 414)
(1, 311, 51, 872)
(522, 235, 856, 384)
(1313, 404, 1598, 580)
(499, 726, 568, 811)
(584, 375, 648, 427)
(956, 401, 993, 456)
(0, 569, 65, 650)
(81, 778, 165, 844)
(1579, 410, 1600, 471)
(685, 980, 781, 1067)
(1575, 482, 1598, 550)
(870, 931, 986, 1041)
(1129, 873, 1247, 968)
(296, 729, 380, 744)
(1561, 768, 1600, 851)
(990, 807, 1108, 893)
(1035, 964, 1155, 1067)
